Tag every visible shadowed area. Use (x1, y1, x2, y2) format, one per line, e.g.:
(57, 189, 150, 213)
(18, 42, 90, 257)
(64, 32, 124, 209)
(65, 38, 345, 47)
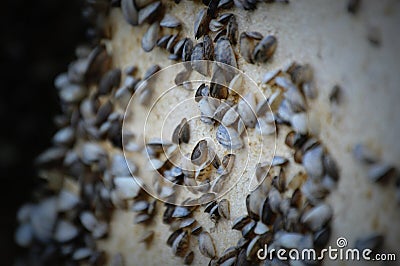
(0, 0, 85, 263)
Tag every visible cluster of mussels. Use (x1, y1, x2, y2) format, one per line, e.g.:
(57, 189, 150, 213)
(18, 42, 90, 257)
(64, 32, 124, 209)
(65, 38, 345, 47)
(14, 0, 392, 265)
(190, 62, 342, 265)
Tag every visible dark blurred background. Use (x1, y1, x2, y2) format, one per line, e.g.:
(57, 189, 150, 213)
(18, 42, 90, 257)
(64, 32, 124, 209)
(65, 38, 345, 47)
(0, 0, 86, 263)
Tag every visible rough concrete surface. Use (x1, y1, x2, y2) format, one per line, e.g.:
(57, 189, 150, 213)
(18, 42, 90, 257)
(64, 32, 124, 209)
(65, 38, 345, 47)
(98, 1, 400, 265)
